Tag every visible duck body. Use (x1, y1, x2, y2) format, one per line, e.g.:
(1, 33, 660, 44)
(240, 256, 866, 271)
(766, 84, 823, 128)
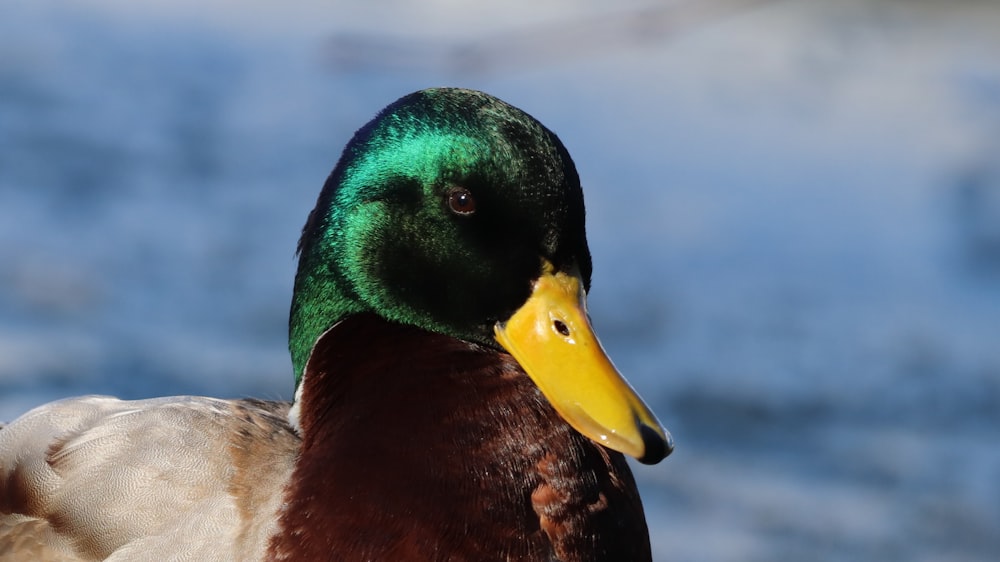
(1, 315, 647, 561)
(1, 88, 670, 561)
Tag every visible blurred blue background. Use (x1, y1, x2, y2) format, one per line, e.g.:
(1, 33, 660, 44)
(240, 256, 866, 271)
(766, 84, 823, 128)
(2, 1, 999, 560)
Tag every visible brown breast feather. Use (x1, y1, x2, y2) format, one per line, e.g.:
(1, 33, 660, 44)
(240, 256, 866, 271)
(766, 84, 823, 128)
(267, 314, 651, 562)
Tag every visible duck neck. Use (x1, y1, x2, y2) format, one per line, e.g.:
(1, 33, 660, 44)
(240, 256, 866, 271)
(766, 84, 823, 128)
(268, 313, 652, 562)
(288, 250, 366, 386)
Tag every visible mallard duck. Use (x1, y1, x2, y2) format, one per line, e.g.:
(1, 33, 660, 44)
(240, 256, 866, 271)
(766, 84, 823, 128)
(0, 88, 672, 561)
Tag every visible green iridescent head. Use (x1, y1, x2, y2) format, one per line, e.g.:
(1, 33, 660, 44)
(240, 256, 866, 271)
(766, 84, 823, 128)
(289, 88, 592, 383)
(288, 88, 673, 464)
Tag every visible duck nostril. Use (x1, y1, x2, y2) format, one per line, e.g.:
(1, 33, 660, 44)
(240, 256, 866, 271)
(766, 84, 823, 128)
(553, 320, 570, 337)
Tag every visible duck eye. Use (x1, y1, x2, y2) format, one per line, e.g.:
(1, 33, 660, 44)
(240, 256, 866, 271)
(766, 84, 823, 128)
(446, 187, 476, 216)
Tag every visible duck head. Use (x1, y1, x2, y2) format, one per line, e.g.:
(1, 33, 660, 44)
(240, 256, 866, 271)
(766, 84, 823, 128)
(290, 88, 672, 464)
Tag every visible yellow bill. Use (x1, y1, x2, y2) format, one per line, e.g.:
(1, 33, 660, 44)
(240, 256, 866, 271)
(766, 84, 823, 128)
(494, 262, 673, 464)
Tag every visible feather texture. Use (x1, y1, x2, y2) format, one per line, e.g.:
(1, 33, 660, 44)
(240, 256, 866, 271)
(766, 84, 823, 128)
(1, 397, 296, 561)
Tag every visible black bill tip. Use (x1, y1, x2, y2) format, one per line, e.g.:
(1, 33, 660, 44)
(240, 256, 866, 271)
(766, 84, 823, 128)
(637, 424, 674, 465)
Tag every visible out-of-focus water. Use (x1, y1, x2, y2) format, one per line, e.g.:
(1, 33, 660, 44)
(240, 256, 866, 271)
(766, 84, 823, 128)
(2, 1, 999, 560)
